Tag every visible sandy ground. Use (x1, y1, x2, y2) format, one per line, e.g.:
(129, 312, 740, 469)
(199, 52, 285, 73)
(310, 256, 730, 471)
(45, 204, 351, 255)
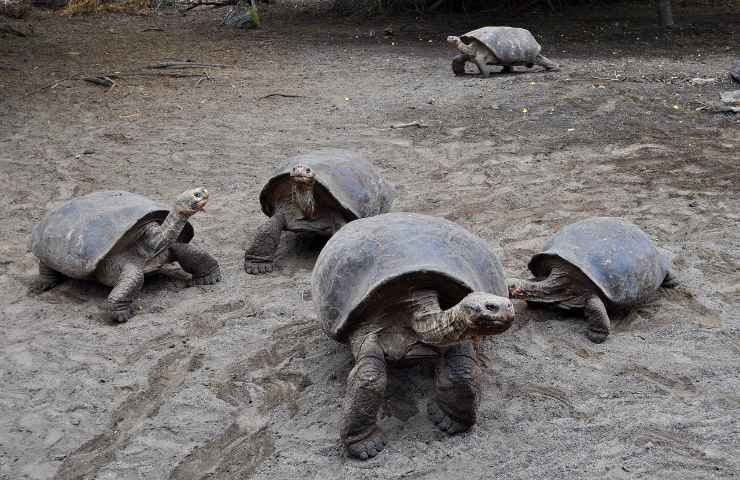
(1, 3, 739, 479)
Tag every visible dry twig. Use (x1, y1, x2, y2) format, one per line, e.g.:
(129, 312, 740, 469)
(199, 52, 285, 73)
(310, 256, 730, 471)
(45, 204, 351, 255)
(258, 93, 304, 100)
(389, 121, 427, 129)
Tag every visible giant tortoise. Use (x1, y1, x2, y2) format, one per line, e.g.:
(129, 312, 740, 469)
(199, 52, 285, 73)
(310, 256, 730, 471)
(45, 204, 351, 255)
(244, 149, 394, 274)
(312, 212, 514, 460)
(508, 217, 676, 343)
(447, 26, 559, 77)
(31, 189, 221, 322)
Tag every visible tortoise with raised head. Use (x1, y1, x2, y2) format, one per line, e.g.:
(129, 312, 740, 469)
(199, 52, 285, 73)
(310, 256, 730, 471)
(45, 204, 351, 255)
(244, 149, 394, 274)
(447, 26, 559, 77)
(508, 217, 676, 343)
(312, 212, 514, 460)
(31, 189, 221, 322)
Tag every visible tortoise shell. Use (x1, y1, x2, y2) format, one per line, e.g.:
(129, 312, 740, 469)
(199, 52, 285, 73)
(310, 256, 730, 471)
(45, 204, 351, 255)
(461, 27, 542, 64)
(31, 191, 194, 278)
(259, 149, 394, 221)
(312, 212, 507, 342)
(528, 217, 672, 307)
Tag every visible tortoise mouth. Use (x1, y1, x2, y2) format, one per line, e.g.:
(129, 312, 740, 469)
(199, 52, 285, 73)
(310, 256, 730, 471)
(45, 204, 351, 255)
(477, 318, 513, 335)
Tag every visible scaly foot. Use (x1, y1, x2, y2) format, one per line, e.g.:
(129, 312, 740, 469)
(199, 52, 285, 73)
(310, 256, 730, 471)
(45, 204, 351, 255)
(28, 278, 61, 294)
(586, 328, 608, 344)
(346, 427, 386, 461)
(244, 260, 274, 275)
(109, 306, 134, 323)
(191, 267, 222, 286)
(428, 400, 473, 435)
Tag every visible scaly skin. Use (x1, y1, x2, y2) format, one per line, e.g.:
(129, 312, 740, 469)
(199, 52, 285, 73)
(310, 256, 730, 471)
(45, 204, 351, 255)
(245, 164, 346, 274)
(95, 188, 218, 322)
(342, 289, 514, 460)
(508, 261, 606, 342)
(31, 188, 220, 322)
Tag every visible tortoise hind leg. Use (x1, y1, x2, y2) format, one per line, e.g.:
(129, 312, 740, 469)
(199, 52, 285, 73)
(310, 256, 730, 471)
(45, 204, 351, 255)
(584, 295, 610, 343)
(107, 263, 144, 323)
(342, 336, 387, 460)
(169, 243, 221, 286)
(30, 262, 64, 293)
(534, 54, 560, 71)
(429, 340, 481, 434)
(244, 213, 287, 275)
(474, 56, 491, 78)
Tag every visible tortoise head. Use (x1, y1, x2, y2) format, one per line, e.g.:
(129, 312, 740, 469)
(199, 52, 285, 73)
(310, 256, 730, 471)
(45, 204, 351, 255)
(446, 35, 462, 49)
(457, 292, 515, 336)
(290, 164, 316, 187)
(175, 187, 209, 216)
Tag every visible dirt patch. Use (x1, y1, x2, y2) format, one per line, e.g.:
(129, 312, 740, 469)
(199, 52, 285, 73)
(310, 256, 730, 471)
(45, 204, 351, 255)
(0, 3, 738, 479)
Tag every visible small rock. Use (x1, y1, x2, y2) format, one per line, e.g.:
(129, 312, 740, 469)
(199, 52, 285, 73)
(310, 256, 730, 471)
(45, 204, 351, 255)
(83, 149, 95, 155)
(70, 418, 80, 426)
(689, 200, 698, 208)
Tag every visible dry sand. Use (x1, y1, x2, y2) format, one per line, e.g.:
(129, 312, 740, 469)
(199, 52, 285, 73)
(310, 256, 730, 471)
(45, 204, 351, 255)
(1, 4, 738, 479)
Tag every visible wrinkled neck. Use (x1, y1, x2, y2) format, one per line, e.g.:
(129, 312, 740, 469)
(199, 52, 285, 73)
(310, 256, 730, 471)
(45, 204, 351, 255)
(291, 181, 316, 219)
(510, 263, 585, 304)
(142, 209, 190, 257)
(410, 290, 469, 346)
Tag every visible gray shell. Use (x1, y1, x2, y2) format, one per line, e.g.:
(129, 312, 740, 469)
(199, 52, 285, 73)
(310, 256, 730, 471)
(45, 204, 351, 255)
(31, 191, 194, 278)
(528, 217, 671, 307)
(260, 149, 394, 220)
(731, 60, 740, 83)
(312, 212, 508, 342)
(461, 27, 542, 64)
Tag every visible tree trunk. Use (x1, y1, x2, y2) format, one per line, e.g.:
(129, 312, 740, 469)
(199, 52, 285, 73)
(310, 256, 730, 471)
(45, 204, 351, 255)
(656, 0, 674, 27)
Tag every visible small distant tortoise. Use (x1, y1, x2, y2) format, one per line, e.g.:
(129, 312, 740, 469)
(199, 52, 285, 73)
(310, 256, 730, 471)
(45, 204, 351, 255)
(244, 149, 394, 274)
(447, 26, 559, 77)
(31, 189, 221, 322)
(313, 213, 514, 460)
(508, 217, 676, 343)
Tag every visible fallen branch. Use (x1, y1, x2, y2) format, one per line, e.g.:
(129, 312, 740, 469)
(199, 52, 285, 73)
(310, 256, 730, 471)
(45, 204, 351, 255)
(258, 93, 304, 99)
(23, 75, 80, 98)
(389, 121, 427, 129)
(181, 0, 234, 12)
(145, 61, 228, 70)
(83, 75, 117, 88)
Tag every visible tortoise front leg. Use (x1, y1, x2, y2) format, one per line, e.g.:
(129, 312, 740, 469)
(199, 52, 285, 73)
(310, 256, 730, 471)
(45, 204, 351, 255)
(342, 335, 387, 460)
(244, 213, 287, 275)
(107, 262, 144, 323)
(429, 340, 481, 434)
(534, 54, 560, 71)
(169, 243, 221, 286)
(30, 262, 64, 293)
(452, 54, 469, 76)
(584, 295, 610, 343)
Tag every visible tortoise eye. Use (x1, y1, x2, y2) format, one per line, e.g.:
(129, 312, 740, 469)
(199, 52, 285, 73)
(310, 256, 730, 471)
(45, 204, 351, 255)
(305, 168, 312, 174)
(194, 192, 202, 199)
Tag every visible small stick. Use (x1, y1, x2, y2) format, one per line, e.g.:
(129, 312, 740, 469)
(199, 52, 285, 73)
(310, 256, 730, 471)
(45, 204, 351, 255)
(145, 61, 227, 70)
(23, 75, 79, 98)
(181, 0, 234, 12)
(258, 93, 304, 99)
(389, 121, 427, 129)
(83, 76, 117, 88)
